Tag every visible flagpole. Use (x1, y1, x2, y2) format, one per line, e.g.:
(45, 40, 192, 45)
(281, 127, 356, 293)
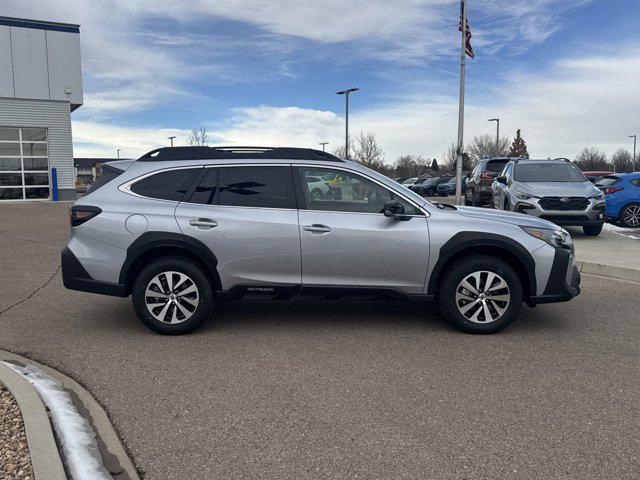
(455, 0, 467, 206)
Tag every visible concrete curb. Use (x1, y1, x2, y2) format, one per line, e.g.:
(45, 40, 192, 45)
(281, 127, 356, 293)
(0, 351, 140, 480)
(576, 260, 640, 283)
(0, 362, 67, 480)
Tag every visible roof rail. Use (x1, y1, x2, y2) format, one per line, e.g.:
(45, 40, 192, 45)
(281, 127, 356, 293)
(137, 146, 344, 162)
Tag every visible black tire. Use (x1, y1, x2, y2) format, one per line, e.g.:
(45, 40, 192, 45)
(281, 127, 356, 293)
(504, 198, 510, 211)
(132, 256, 214, 334)
(464, 197, 472, 206)
(619, 203, 640, 228)
(310, 188, 323, 200)
(583, 224, 603, 236)
(438, 255, 523, 334)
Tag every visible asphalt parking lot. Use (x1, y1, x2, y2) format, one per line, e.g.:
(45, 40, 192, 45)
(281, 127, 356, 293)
(1, 202, 639, 479)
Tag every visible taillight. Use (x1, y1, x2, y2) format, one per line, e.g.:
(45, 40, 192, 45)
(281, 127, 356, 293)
(604, 187, 623, 194)
(480, 171, 497, 180)
(70, 206, 102, 227)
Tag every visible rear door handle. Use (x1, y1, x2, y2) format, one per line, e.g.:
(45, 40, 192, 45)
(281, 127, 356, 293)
(189, 218, 218, 229)
(303, 224, 331, 234)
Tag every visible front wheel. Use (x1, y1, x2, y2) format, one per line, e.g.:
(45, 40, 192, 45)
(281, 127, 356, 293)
(583, 224, 603, 236)
(438, 256, 523, 334)
(132, 257, 214, 334)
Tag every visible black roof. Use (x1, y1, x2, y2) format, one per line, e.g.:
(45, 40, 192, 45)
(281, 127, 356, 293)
(138, 146, 344, 162)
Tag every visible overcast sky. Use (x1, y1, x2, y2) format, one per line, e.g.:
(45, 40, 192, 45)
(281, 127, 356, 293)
(3, 0, 639, 162)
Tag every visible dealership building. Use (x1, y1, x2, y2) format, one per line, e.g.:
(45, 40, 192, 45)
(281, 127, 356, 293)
(0, 16, 83, 201)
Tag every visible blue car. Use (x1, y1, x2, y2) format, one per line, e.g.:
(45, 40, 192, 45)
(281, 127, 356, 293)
(596, 173, 640, 228)
(437, 176, 467, 196)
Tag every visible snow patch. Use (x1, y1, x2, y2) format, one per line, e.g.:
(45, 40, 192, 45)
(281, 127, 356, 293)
(2, 362, 112, 480)
(603, 223, 640, 240)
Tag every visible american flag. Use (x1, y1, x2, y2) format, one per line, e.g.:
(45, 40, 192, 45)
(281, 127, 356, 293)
(459, 0, 475, 59)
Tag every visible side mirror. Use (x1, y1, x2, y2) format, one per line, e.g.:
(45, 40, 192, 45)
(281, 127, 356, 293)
(496, 176, 507, 185)
(383, 200, 409, 220)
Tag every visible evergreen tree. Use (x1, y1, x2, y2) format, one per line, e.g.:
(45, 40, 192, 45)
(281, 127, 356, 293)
(508, 129, 529, 158)
(431, 158, 439, 170)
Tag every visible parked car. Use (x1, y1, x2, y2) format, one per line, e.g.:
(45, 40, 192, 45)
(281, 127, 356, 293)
(394, 177, 409, 184)
(304, 174, 330, 200)
(401, 177, 420, 189)
(582, 171, 614, 184)
(412, 176, 452, 196)
(595, 173, 640, 227)
(62, 146, 580, 335)
(466, 158, 510, 206)
(491, 158, 606, 236)
(438, 176, 467, 196)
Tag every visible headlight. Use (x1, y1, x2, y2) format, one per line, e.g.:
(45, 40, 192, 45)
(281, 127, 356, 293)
(590, 192, 605, 201)
(514, 190, 539, 200)
(521, 226, 572, 248)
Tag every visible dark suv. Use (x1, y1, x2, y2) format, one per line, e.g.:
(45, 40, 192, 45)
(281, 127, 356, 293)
(466, 158, 510, 206)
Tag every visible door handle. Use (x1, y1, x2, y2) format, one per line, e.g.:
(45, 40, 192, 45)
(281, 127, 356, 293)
(303, 224, 331, 234)
(189, 218, 218, 229)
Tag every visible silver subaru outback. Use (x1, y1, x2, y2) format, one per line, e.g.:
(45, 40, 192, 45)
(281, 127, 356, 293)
(491, 158, 606, 236)
(62, 146, 580, 335)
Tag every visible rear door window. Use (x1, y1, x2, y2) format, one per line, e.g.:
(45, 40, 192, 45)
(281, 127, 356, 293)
(218, 166, 290, 209)
(130, 168, 201, 201)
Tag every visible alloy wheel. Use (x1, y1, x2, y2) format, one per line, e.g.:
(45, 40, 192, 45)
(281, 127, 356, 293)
(623, 205, 640, 227)
(455, 271, 511, 324)
(145, 271, 199, 324)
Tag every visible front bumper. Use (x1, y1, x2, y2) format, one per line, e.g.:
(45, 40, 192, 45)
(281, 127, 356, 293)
(529, 246, 580, 305)
(513, 198, 606, 227)
(61, 247, 127, 297)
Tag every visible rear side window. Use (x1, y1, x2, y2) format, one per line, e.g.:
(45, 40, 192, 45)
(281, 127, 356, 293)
(218, 166, 289, 209)
(130, 168, 201, 201)
(189, 168, 218, 205)
(486, 160, 507, 173)
(86, 165, 123, 195)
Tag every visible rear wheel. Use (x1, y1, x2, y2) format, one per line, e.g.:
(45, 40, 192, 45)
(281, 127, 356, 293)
(310, 188, 323, 200)
(438, 256, 523, 334)
(132, 257, 214, 334)
(583, 224, 603, 236)
(620, 204, 640, 228)
(504, 198, 510, 211)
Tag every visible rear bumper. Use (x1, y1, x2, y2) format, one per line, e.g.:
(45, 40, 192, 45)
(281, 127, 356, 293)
(529, 247, 580, 305)
(61, 247, 127, 297)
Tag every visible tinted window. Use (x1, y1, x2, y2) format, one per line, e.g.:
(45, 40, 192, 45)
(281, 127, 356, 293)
(631, 179, 640, 187)
(486, 160, 508, 173)
(218, 166, 289, 209)
(299, 167, 421, 215)
(514, 163, 586, 182)
(189, 168, 218, 205)
(130, 168, 201, 201)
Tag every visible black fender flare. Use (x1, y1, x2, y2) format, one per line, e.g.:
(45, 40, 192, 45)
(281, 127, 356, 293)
(426, 231, 537, 298)
(119, 232, 222, 292)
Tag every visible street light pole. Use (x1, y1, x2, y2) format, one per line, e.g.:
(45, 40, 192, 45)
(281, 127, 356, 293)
(319, 142, 329, 152)
(488, 118, 499, 146)
(167, 136, 176, 147)
(630, 135, 637, 172)
(117, 149, 121, 160)
(336, 87, 359, 160)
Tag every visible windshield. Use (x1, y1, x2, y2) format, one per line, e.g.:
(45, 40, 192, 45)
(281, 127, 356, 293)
(595, 176, 622, 187)
(402, 177, 417, 184)
(514, 163, 586, 183)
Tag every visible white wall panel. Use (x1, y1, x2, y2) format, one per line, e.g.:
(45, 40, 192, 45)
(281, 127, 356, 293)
(46, 30, 83, 105)
(11, 27, 49, 100)
(0, 26, 14, 97)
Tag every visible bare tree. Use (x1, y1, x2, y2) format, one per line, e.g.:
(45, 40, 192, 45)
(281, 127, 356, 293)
(187, 127, 209, 146)
(441, 142, 471, 173)
(395, 155, 428, 178)
(611, 148, 633, 173)
(467, 134, 510, 162)
(352, 132, 384, 169)
(574, 147, 608, 171)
